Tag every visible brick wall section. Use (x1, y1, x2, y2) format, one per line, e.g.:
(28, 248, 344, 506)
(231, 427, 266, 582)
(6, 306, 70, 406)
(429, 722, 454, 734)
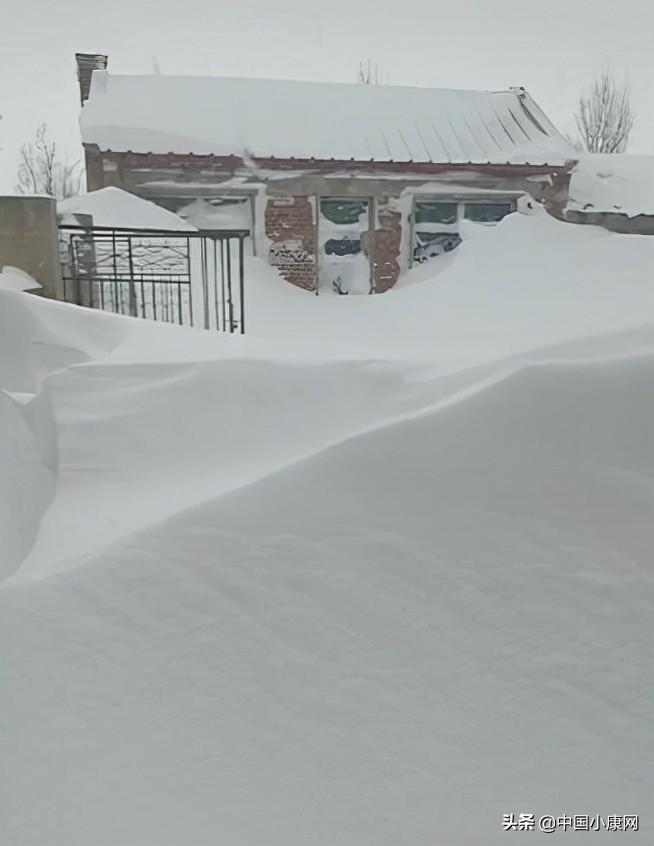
(371, 204, 402, 293)
(264, 197, 316, 290)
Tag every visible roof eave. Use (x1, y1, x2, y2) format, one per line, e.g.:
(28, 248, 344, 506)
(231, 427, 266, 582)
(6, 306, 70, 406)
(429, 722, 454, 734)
(83, 145, 576, 174)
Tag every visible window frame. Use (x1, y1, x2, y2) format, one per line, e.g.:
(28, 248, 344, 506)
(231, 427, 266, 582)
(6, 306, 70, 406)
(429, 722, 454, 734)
(409, 195, 519, 266)
(319, 198, 370, 226)
(462, 200, 516, 224)
(316, 195, 375, 292)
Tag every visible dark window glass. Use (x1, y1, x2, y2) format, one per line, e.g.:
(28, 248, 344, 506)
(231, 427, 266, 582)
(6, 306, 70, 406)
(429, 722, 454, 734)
(413, 231, 461, 263)
(463, 202, 514, 223)
(414, 202, 458, 225)
(321, 200, 368, 225)
(324, 237, 362, 256)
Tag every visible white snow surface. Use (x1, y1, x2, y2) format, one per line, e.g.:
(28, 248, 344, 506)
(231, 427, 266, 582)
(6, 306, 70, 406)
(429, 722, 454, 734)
(176, 197, 251, 231)
(567, 153, 654, 217)
(80, 72, 575, 166)
(0, 265, 42, 291)
(1, 211, 653, 844)
(58, 186, 197, 231)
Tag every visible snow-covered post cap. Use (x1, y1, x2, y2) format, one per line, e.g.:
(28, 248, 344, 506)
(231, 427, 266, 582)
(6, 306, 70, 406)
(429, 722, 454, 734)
(0, 266, 42, 292)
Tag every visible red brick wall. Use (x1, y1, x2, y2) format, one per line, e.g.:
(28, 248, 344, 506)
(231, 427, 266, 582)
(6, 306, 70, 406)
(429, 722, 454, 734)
(264, 197, 316, 291)
(370, 204, 402, 293)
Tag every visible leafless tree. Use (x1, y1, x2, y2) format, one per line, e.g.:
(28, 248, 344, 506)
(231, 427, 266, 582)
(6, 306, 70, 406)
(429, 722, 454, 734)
(16, 124, 83, 198)
(574, 64, 634, 153)
(357, 60, 388, 85)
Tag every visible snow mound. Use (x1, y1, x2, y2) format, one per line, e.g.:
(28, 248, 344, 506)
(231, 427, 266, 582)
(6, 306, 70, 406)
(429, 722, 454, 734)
(0, 288, 131, 394)
(0, 265, 42, 292)
(0, 285, 133, 578)
(2, 329, 652, 844)
(1, 212, 653, 843)
(2, 212, 654, 582)
(0, 389, 56, 579)
(58, 186, 197, 231)
(567, 153, 654, 217)
(243, 211, 654, 362)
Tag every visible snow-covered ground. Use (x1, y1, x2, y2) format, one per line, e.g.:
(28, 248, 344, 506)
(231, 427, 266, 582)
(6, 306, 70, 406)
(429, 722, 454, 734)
(1, 210, 653, 844)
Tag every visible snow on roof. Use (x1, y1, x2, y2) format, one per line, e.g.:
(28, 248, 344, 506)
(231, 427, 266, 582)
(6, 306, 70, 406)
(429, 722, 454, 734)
(567, 154, 654, 217)
(57, 187, 197, 231)
(80, 72, 575, 167)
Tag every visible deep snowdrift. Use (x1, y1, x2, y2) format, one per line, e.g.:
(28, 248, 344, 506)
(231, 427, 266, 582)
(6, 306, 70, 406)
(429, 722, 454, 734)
(0, 389, 56, 578)
(241, 209, 654, 362)
(1, 212, 653, 844)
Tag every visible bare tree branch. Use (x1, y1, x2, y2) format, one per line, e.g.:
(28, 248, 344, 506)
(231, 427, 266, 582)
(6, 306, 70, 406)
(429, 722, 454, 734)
(574, 63, 635, 153)
(357, 60, 386, 85)
(16, 124, 84, 198)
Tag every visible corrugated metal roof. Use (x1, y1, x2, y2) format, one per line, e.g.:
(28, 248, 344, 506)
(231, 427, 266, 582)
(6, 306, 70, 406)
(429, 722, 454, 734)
(80, 73, 575, 167)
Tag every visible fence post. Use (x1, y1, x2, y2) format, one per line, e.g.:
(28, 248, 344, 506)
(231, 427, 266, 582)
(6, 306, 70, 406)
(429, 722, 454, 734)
(127, 237, 138, 317)
(239, 235, 245, 334)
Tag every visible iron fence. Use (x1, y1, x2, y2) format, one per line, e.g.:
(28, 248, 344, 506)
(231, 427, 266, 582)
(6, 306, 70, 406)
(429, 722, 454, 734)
(58, 225, 247, 333)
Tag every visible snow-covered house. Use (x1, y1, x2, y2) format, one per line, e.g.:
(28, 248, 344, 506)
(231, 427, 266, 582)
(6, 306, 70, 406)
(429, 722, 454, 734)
(76, 53, 576, 293)
(564, 154, 654, 235)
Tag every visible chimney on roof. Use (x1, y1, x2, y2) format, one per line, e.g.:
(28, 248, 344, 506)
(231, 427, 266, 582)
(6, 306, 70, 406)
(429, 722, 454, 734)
(75, 53, 108, 106)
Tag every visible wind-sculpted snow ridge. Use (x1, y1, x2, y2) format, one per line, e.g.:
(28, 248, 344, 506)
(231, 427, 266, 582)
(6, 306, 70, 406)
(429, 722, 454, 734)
(7, 306, 653, 585)
(0, 388, 56, 579)
(0, 286, 134, 580)
(0, 286, 131, 393)
(1, 213, 653, 842)
(2, 332, 653, 845)
(2, 210, 654, 584)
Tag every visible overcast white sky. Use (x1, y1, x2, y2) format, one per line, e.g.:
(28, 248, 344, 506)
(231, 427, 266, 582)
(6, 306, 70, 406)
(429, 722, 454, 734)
(1, 0, 652, 191)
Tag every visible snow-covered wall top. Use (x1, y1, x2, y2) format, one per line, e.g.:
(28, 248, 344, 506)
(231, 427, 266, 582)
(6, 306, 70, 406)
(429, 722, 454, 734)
(567, 154, 654, 217)
(80, 73, 575, 167)
(58, 187, 197, 231)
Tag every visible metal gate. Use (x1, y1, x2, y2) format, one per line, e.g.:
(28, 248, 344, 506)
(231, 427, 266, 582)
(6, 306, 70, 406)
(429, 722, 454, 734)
(58, 225, 247, 333)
